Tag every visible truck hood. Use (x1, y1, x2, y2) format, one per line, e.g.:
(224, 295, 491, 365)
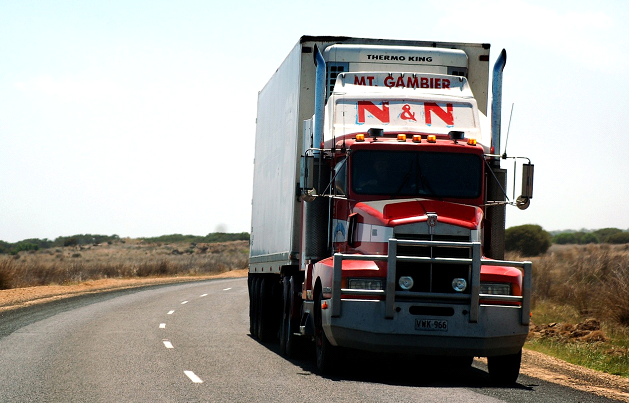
(353, 198, 483, 230)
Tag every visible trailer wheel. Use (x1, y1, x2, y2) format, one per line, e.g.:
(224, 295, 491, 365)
(314, 289, 337, 373)
(487, 350, 522, 384)
(250, 276, 261, 338)
(257, 277, 275, 342)
(248, 275, 255, 336)
(280, 276, 294, 357)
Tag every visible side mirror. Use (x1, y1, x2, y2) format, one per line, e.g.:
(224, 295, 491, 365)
(299, 154, 317, 202)
(516, 163, 534, 210)
(300, 154, 314, 190)
(347, 213, 358, 248)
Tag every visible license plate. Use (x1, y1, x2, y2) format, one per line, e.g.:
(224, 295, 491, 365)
(415, 319, 448, 331)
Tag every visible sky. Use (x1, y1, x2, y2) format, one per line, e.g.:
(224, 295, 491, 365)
(1, 0, 628, 243)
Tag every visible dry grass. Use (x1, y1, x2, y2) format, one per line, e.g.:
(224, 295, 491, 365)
(507, 243, 629, 376)
(0, 239, 249, 290)
(507, 243, 629, 327)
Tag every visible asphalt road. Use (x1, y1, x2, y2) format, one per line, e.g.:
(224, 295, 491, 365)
(0, 278, 623, 402)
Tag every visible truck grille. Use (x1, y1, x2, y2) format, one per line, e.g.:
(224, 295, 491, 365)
(394, 234, 471, 296)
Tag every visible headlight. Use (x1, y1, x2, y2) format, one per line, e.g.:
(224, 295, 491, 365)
(398, 276, 414, 290)
(347, 278, 384, 290)
(480, 282, 511, 295)
(452, 278, 467, 292)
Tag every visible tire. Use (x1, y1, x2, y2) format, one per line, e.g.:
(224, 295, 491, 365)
(314, 289, 337, 373)
(487, 350, 522, 384)
(248, 276, 255, 336)
(450, 356, 474, 373)
(280, 276, 300, 357)
(257, 277, 273, 341)
(251, 276, 261, 338)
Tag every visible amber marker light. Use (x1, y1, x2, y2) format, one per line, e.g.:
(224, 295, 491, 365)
(356, 134, 365, 142)
(467, 138, 477, 146)
(397, 133, 407, 142)
(427, 135, 437, 143)
(412, 135, 421, 143)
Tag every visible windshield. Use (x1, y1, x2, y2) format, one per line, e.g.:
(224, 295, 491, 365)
(351, 150, 482, 199)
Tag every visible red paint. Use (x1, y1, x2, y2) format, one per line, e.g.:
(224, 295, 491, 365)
(354, 76, 375, 86)
(357, 101, 390, 123)
(424, 102, 454, 125)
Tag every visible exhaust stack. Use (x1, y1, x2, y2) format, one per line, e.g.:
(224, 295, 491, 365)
(486, 49, 508, 259)
(491, 49, 507, 165)
(313, 45, 326, 156)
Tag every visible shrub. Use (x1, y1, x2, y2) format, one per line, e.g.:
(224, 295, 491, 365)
(63, 237, 79, 247)
(606, 232, 629, 244)
(580, 233, 600, 244)
(554, 233, 577, 245)
(594, 228, 623, 243)
(505, 224, 552, 256)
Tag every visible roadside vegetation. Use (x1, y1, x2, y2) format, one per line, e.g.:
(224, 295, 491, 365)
(3, 227, 629, 377)
(0, 233, 249, 290)
(506, 224, 629, 376)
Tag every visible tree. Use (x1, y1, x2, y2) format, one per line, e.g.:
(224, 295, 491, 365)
(605, 232, 629, 244)
(579, 233, 599, 244)
(505, 224, 552, 256)
(553, 232, 577, 245)
(593, 228, 623, 243)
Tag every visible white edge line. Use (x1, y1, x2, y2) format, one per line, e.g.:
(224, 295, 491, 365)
(159, 323, 166, 329)
(167, 310, 175, 315)
(200, 293, 208, 297)
(184, 370, 204, 383)
(222, 288, 232, 291)
(163, 340, 174, 349)
(181, 301, 189, 305)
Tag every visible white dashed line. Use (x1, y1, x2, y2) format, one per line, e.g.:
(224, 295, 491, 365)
(184, 370, 204, 383)
(200, 293, 208, 297)
(159, 323, 166, 329)
(181, 301, 189, 305)
(223, 288, 232, 291)
(167, 310, 175, 315)
(163, 341, 174, 349)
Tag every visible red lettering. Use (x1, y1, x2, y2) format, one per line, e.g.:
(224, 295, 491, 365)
(384, 76, 394, 88)
(435, 78, 441, 89)
(442, 79, 450, 89)
(395, 76, 405, 87)
(421, 77, 429, 88)
(358, 101, 390, 123)
(354, 76, 375, 86)
(424, 103, 454, 126)
(406, 76, 419, 88)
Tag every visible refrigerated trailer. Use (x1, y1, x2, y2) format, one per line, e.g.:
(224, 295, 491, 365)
(248, 36, 534, 384)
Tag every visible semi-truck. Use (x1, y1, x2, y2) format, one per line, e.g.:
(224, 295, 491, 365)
(248, 36, 534, 384)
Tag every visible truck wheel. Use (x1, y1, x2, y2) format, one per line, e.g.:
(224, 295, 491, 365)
(258, 277, 274, 342)
(450, 356, 474, 372)
(248, 276, 255, 336)
(487, 350, 522, 384)
(280, 276, 300, 357)
(314, 289, 337, 373)
(251, 276, 261, 338)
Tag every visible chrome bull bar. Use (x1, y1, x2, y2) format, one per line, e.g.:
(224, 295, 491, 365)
(331, 239, 531, 325)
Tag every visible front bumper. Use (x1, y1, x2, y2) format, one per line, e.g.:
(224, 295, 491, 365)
(324, 239, 532, 357)
(322, 299, 528, 357)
